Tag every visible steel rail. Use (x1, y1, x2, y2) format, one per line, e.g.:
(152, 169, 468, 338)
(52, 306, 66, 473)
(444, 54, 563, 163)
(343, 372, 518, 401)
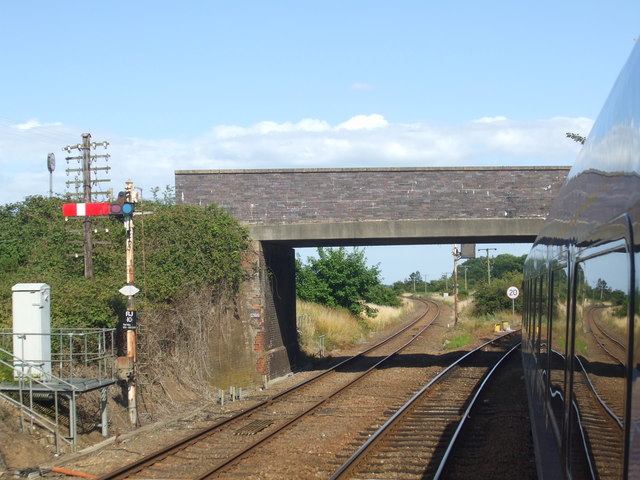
(432, 341, 520, 480)
(195, 299, 440, 479)
(97, 298, 438, 480)
(587, 308, 626, 365)
(330, 330, 520, 480)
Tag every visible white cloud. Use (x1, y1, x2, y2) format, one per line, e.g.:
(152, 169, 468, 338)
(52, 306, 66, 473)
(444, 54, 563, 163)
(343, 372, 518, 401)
(338, 114, 388, 130)
(211, 118, 331, 140)
(473, 116, 508, 124)
(0, 114, 592, 205)
(12, 119, 62, 130)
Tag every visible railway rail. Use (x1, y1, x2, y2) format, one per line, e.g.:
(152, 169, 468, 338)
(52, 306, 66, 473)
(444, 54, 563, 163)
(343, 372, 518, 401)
(587, 306, 626, 366)
(581, 306, 627, 423)
(97, 298, 442, 480)
(330, 331, 521, 480)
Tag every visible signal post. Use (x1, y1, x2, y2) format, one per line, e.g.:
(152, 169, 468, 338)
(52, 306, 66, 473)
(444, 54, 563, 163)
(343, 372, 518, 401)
(63, 180, 140, 425)
(452, 246, 461, 326)
(122, 180, 139, 425)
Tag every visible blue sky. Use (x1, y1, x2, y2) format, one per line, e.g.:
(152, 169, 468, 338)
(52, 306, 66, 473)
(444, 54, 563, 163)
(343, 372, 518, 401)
(1, 1, 638, 283)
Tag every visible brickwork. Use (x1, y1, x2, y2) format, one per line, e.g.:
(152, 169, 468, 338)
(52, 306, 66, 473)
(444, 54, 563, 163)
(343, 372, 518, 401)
(244, 242, 298, 380)
(175, 167, 570, 224)
(176, 166, 570, 381)
(260, 243, 298, 378)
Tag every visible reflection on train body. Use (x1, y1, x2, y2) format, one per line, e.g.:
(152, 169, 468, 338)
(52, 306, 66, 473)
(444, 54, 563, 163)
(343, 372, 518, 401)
(522, 39, 640, 480)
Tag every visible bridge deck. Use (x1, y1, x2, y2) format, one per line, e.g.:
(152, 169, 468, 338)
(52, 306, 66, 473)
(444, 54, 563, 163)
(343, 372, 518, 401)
(176, 166, 569, 244)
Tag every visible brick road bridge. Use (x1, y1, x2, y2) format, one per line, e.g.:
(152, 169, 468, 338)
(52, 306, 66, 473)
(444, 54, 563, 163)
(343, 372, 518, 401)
(175, 166, 569, 380)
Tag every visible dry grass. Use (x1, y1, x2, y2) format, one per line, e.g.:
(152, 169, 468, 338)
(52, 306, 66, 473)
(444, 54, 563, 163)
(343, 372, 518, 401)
(440, 298, 522, 349)
(297, 301, 364, 355)
(361, 298, 415, 331)
(297, 299, 415, 356)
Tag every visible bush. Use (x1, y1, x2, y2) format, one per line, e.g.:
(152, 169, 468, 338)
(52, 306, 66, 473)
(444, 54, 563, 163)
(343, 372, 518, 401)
(296, 247, 399, 317)
(0, 196, 250, 329)
(473, 271, 523, 316)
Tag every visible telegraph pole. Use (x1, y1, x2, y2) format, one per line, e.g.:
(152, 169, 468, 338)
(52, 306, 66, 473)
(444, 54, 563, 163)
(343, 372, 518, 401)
(81, 134, 94, 279)
(460, 265, 470, 291)
(63, 134, 111, 279)
(478, 247, 497, 284)
(452, 246, 461, 325)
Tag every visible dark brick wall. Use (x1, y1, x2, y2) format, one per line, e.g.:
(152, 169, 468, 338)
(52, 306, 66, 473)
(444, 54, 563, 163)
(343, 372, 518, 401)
(260, 243, 298, 378)
(246, 242, 298, 380)
(175, 167, 570, 223)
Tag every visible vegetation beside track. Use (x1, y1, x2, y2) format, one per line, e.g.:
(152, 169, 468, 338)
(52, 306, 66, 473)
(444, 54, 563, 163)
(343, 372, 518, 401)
(296, 247, 402, 318)
(0, 194, 250, 329)
(0, 194, 255, 411)
(0, 196, 527, 381)
(296, 298, 416, 356)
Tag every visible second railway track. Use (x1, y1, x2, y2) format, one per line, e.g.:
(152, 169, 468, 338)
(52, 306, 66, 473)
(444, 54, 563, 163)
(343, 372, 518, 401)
(89, 299, 528, 480)
(330, 331, 521, 480)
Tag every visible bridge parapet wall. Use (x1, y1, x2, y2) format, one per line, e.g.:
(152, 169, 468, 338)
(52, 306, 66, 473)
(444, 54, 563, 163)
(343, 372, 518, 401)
(175, 166, 570, 224)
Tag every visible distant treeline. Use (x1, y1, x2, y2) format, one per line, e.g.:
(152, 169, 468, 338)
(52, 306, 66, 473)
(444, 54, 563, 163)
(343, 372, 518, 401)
(395, 253, 526, 315)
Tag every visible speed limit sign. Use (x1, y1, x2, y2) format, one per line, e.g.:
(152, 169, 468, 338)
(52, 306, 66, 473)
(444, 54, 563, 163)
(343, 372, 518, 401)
(507, 286, 520, 300)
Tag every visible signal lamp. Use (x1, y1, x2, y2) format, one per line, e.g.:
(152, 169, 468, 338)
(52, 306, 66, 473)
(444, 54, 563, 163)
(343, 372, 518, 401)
(110, 202, 135, 217)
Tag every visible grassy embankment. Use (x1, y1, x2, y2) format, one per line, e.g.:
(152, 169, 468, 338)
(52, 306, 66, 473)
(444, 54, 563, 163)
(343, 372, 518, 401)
(297, 298, 416, 356)
(298, 294, 522, 356)
(435, 293, 522, 349)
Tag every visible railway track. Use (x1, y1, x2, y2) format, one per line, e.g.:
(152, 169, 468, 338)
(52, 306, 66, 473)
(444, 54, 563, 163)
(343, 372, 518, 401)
(330, 331, 521, 480)
(587, 306, 626, 365)
(569, 365, 625, 480)
(582, 306, 627, 421)
(97, 298, 442, 480)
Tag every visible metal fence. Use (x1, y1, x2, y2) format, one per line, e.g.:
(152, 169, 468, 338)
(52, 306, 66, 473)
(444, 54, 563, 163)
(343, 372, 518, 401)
(0, 327, 116, 381)
(0, 327, 117, 452)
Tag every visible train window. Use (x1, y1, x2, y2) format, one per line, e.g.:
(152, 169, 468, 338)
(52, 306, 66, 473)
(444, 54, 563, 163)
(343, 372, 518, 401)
(632, 249, 640, 470)
(569, 242, 629, 479)
(532, 276, 542, 356)
(537, 273, 549, 381)
(530, 277, 539, 354)
(549, 266, 569, 442)
(524, 278, 533, 343)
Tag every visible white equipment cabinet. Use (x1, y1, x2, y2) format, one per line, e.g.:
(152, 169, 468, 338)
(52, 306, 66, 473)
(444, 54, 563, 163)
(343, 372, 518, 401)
(12, 283, 52, 378)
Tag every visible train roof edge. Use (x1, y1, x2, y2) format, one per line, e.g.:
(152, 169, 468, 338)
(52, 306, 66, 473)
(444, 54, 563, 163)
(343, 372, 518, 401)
(529, 40, 640, 259)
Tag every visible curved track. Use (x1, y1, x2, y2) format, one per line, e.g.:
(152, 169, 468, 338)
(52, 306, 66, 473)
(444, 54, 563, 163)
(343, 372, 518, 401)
(97, 299, 441, 480)
(586, 306, 626, 365)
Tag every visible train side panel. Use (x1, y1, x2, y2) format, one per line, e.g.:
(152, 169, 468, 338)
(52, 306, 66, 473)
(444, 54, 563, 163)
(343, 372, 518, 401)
(523, 39, 640, 480)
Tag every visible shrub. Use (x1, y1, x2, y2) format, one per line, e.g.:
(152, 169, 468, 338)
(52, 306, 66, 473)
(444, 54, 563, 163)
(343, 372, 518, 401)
(473, 271, 523, 316)
(296, 247, 399, 317)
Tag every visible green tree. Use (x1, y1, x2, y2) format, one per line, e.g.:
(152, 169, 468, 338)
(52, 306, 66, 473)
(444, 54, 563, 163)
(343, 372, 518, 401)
(458, 253, 526, 290)
(296, 247, 398, 316)
(0, 195, 250, 328)
(366, 283, 402, 307)
(407, 271, 422, 292)
(473, 271, 523, 316)
(141, 203, 249, 303)
(149, 185, 176, 205)
(566, 132, 586, 144)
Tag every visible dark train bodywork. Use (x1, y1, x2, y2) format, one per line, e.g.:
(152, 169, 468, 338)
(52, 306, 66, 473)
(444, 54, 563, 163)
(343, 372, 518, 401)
(522, 41, 640, 479)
